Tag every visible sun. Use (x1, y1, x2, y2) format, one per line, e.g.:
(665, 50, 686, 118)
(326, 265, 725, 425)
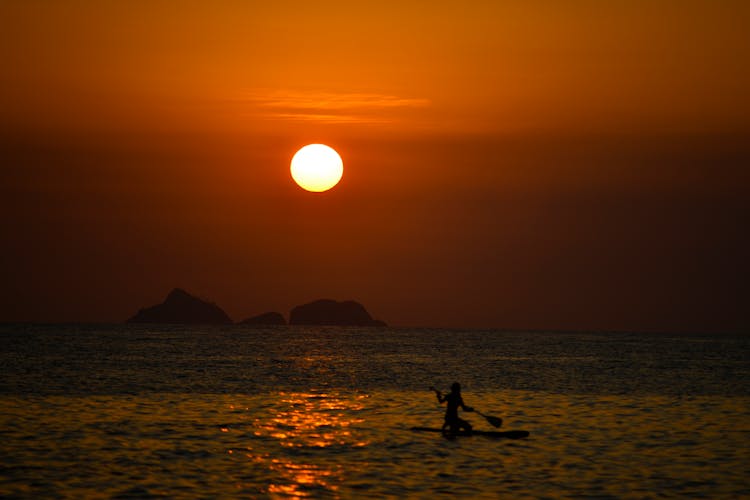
(290, 144, 343, 192)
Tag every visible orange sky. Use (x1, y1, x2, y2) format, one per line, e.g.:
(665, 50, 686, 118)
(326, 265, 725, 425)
(1, 1, 748, 331)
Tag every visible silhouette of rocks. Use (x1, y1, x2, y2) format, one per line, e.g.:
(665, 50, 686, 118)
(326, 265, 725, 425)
(127, 288, 232, 324)
(289, 299, 386, 326)
(239, 311, 286, 326)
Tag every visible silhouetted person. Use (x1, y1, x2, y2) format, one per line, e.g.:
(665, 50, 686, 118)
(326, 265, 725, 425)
(431, 382, 474, 435)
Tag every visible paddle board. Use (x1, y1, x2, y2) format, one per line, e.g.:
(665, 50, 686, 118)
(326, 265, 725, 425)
(410, 426, 529, 439)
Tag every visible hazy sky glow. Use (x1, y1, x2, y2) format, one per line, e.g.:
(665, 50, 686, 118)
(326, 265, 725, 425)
(1, 1, 748, 332)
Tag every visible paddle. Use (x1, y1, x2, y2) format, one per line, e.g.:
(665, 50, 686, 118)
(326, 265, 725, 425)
(472, 409, 503, 428)
(430, 387, 503, 428)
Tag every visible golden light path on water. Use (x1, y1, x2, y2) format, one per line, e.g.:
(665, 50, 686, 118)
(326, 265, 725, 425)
(239, 392, 370, 496)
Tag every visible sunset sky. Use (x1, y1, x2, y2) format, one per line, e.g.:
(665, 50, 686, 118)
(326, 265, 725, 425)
(1, 1, 748, 332)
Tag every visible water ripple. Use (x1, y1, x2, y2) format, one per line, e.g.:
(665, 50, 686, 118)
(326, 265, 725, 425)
(1, 325, 749, 497)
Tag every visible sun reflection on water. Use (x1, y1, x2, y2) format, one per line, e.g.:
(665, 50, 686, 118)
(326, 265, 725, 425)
(266, 461, 341, 498)
(242, 391, 370, 497)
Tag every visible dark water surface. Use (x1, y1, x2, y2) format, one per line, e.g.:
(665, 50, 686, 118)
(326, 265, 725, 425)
(1, 325, 749, 498)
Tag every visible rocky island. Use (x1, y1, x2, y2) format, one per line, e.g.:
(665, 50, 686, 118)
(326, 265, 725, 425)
(289, 299, 386, 327)
(127, 290, 386, 327)
(239, 311, 286, 326)
(127, 288, 232, 324)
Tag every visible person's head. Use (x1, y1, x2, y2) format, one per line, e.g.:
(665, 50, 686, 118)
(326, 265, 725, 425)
(451, 382, 461, 393)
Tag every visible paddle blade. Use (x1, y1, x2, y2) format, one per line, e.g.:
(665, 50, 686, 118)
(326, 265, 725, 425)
(485, 415, 503, 428)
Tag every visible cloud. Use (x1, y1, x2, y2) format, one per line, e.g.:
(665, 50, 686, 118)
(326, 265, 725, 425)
(239, 89, 430, 124)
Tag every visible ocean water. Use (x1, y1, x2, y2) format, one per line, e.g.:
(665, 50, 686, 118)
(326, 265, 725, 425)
(1, 325, 748, 498)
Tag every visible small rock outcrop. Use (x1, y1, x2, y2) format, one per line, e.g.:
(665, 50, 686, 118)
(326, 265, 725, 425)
(239, 311, 286, 326)
(127, 288, 232, 324)
(289, 299, 386, 327)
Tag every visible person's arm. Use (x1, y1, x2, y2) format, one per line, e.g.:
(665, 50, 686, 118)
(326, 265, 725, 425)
(459, 397, 474, 412)
(430, 387, 446, 403)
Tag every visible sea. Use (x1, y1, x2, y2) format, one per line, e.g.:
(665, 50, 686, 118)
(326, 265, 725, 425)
(1, 324, 748, 499)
